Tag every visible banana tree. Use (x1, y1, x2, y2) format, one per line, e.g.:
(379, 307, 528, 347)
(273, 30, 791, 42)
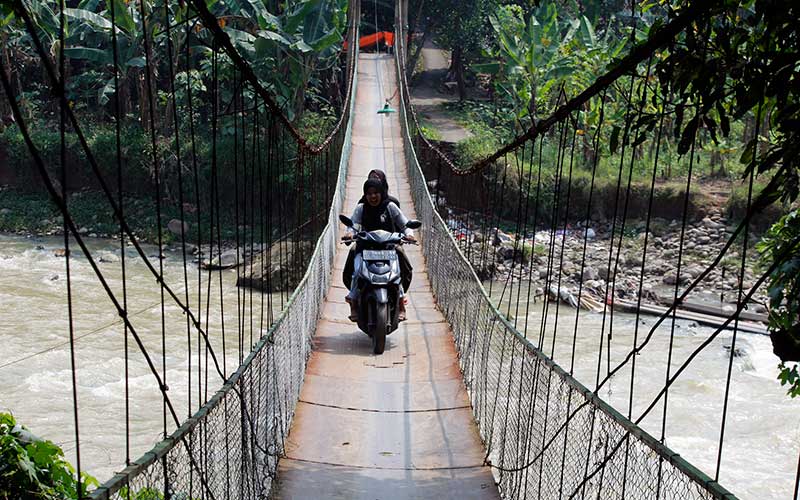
(60, 0, 180, 130)
(215, 0, 349, 119)
(482, 2, 628, 159)
(484, 3, 579, 126)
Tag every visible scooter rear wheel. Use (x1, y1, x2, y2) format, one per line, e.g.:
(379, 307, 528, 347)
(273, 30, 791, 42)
(371, 303, 388, 354)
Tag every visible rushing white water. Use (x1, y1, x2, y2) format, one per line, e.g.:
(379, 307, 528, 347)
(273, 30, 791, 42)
(0, 234, 283, 483)
(1, 233, 798, 498)
(488, 281, 800, 500)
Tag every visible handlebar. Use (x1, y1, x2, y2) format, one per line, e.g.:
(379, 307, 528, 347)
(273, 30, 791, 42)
(338, 233, 418, 245)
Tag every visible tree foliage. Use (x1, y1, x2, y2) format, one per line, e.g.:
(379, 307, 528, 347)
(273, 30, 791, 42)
(0, 0, 349, 122)
(484, 1, 627, 125)
(0, 412, 98, 499)
(650, 0, 800, 395)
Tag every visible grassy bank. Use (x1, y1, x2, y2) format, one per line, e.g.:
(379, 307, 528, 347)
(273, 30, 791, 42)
(424, 99, 788, 228)
(0, 187, 237, 244)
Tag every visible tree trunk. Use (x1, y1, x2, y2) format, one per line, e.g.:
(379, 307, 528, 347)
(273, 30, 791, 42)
(410, 0, 424, 35)
(405, 29, 430, 82)
(0, 34, 13, 125)
(137, 69, 149, 131)
(119, 71, 131, 118)
(453, 46, 466, 101)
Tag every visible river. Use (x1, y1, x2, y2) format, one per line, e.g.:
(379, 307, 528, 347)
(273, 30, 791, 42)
(487, 280, 800, 500)
(0, 233, 284, 484)
(0, 233, 798, 498)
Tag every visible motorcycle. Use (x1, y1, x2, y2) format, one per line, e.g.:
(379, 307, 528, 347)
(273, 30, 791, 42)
(339, 214, 421, 354)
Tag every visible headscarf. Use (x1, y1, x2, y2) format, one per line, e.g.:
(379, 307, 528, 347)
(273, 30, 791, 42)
(361, 178, 391, 231)
(361, 168, 401, 207)
(368, 169, 389, 195)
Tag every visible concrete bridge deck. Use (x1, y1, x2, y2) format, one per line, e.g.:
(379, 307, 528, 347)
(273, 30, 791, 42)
(273, 53, 499, 499)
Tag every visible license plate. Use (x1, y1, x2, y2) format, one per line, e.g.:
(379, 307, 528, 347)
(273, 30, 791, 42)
(362, 250, 396, 261)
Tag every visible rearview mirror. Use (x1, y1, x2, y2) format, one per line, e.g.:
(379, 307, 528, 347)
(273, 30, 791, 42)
(405, 219, 422, 230)
(339, 214, 354, 228)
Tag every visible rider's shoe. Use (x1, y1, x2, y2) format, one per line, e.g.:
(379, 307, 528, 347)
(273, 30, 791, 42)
(398, 297, 407, 322)
(345, 296, 358, 322)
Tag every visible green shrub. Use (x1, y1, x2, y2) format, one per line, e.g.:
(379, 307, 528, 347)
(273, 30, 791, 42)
(0, 412, 98, 499)
(295, 109, 337, 146)
(0, 121, 155, 194)
(522, 242, 547, 262)
(454, 125, 502, 166)
(419, 123, 443, 142)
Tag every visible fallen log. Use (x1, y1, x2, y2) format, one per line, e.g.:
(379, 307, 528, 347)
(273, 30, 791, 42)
(612, 299, 768, 335)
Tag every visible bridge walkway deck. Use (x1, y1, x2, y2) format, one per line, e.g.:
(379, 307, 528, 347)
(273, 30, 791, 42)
(273, 53, 499, 499)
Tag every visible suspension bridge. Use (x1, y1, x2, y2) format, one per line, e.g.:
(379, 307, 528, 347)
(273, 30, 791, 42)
(1, 0, 798, 499)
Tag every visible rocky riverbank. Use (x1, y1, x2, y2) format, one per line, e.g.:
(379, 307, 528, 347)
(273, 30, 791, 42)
(447, 208, 769, 313)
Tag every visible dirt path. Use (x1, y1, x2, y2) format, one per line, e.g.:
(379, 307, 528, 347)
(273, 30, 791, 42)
(409, 41, 473, 144)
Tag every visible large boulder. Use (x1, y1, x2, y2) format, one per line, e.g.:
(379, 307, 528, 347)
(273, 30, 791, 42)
(663, 272, 691, 285)
(167, 219, 190, 238)
(237, 240, 315, 292)
(581, 267, 599, 283)
(206, 248, 243, 269)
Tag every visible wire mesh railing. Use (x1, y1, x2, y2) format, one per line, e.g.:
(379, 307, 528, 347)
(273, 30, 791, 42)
(0, 0, 359, 497)
(396, 49, 734, 500)
(394, 1, 799, 498)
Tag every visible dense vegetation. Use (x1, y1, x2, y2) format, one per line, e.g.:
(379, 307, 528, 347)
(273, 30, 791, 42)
(0, 0, 349, 239)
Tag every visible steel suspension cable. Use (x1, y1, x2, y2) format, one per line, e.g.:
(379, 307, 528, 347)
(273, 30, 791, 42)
(57, 0, 82, 494)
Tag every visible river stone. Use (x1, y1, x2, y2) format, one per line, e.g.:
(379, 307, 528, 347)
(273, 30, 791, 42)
(663, 273, 691, 285)
(99, 253, 120, 264)
(581, 267, 599, 282)
(644, 262, 666, 275)
(208, 249, 243, 269)
(685, 265, 704, 279)
(598, 266, 615, 281)
(625, 253, 643, 268)
(0, 208, 11, 215)
(167, 219, 190, 238)
(237, 240, 314, 292)
(497, 242, 520, 262)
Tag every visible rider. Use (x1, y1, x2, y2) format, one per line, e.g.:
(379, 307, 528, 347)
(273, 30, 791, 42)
(360, 169, 400, 207)
(344, 169, 412, 290)
(344, 178, 416, 322)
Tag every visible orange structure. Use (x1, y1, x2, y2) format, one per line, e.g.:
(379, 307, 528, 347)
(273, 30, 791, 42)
(344, 31, 394, 50)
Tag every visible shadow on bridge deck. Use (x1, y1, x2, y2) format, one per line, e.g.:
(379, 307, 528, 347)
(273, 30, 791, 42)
(273, 53, 499, 499)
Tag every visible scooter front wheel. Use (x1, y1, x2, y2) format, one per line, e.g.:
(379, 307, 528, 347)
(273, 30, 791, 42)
(371, 302, 388, 354)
